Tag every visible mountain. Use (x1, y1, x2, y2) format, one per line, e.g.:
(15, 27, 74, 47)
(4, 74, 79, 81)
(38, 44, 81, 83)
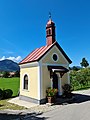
(70, 66, 82, 70)
(0, 59, 20, 72)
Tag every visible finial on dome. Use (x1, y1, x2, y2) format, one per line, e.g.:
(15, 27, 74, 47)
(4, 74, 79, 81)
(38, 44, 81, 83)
(49, 12, 52, 20)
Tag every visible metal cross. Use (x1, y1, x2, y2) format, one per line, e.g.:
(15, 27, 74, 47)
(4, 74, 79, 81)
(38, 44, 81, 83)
(49, 12, 52, 20)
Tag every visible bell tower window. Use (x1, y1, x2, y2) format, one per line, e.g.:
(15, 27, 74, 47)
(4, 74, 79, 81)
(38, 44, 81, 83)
(46, 15, 56, 46)
(49, 29, 51, 34)
(46, 29, 51, 36)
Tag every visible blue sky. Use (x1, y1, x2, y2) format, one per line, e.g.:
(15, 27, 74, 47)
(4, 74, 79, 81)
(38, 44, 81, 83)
(0, 0, 90, 66)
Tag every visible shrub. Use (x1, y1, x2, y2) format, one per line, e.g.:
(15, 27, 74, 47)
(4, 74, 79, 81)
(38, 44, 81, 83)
(3, 89, 13, 99)
(62, 84, 73, 98)
(0, 89, 3, 100)
(70, 68, 90, 90)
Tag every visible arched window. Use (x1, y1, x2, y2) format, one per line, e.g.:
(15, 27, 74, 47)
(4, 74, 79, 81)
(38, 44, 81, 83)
(46, 29, 51, 36)
(49, 29, 51, 34)
(23, 74, 28, 90)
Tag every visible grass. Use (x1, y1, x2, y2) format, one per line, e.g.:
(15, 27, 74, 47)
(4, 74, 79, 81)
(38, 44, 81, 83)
(0, 99, 26, 110)
(0, 77, 20, 96)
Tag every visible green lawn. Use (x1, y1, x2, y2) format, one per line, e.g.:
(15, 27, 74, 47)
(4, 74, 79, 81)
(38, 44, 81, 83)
(0, 77, 20, 96)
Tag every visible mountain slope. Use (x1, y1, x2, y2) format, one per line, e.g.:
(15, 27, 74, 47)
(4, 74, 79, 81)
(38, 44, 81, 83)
(0, 59, 20, 71)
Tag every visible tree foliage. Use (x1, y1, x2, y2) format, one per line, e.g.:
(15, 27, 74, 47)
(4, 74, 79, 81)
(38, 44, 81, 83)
(14, 71, 20, 77)
(80, 58, 89, 68)
(72, 66, 80, 71)
(70, 68, 90, 90)
(3, 71, 10, 78)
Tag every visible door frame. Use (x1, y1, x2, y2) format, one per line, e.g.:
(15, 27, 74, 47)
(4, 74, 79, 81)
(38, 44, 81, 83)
(52, 72, 58, 89)
(51, 73, 62, 95)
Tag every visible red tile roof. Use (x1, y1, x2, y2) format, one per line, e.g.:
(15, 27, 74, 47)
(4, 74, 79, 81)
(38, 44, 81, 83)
(19, 42, 72, 65)
(19, 43, 54, 64)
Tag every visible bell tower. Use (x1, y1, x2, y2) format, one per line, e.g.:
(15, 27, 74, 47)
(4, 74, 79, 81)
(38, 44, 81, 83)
(46, 13, 56, 46)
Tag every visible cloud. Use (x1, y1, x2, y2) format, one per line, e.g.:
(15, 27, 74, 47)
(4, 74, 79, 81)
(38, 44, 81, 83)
(0, 56, 22, 62)
(0, 56, 5, 61)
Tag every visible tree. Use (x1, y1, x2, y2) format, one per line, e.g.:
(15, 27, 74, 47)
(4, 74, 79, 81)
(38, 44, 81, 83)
(80, 58, 89, 68)
(72, 66, 80, 71)
(14, 71, 20, 77)
(3, 71, 10, 78)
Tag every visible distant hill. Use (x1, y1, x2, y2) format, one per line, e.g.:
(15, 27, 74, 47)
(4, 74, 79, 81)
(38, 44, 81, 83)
(70, 66, 82, 70)
(0, 59, 20, 72)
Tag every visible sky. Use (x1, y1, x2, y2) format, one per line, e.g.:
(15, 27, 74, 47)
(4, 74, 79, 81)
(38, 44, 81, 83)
(0, 0, 90, 66)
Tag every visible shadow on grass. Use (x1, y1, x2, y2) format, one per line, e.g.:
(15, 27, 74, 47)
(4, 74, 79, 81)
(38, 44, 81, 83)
(55, 93, 90, 105)
(0, 112, 48, 120)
